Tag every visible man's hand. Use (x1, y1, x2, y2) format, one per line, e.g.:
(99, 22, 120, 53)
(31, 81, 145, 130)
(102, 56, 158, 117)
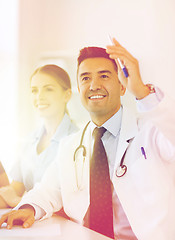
(106, 38, 150, 99)
(0, 206, 35, 229)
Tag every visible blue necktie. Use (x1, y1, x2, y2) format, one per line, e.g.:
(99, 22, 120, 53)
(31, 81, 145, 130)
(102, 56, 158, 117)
(89, 127, 114, 239)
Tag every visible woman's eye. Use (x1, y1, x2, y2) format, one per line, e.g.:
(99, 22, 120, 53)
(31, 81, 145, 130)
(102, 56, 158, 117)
(31, 89, 37, 94)
(46, 87, 53, 91)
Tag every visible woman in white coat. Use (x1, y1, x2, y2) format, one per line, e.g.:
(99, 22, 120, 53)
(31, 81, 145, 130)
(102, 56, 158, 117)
(0, 64, 78, 208)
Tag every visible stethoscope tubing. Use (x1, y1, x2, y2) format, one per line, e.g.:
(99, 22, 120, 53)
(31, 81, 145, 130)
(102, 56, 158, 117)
(73, 121, 90, 163)
(73, 121, 127, 186)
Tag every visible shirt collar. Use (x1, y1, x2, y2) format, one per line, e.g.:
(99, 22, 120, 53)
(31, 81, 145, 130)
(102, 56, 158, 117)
(51, 113, 72, 142)
(34, 113, 72, 143)
(90, 107, 122, 137)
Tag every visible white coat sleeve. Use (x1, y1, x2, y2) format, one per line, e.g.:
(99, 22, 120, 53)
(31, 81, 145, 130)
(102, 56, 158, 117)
(136, 87, 175, 161)
(15, 159, 63, 220)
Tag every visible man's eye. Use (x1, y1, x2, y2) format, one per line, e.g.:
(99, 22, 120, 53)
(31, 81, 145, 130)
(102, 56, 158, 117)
(82, 76, 90, 81)
(101, 74, 109, 79)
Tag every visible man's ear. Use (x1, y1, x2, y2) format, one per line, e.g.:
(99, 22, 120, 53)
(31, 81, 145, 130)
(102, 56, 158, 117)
(77, 84, 80, 93)
(64, 89, 72, 103)
(120, 83, 126, 96)
(77, 76, 80, 93)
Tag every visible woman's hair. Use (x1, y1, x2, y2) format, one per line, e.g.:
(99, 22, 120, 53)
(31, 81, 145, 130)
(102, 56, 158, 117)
(31, 64, 71, 90)
(77, 46, 118, 72)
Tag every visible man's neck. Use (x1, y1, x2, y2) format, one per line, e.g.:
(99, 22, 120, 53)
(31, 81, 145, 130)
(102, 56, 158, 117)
(90, 107, 121, 127)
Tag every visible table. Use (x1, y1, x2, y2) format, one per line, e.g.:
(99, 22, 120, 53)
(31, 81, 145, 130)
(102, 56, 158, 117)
(0, 209, 112, 240)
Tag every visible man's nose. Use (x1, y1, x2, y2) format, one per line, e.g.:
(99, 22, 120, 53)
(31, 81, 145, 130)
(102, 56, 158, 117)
(89, 77, 101, 91)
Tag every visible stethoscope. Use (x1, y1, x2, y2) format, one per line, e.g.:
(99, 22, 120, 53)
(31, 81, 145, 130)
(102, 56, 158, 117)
(73, 121, 127, 189)
(115, 150, 127, 177)
(73, 121, 90, 190)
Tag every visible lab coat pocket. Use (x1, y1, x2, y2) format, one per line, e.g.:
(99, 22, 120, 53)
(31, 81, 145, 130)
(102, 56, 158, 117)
(130, 153, 171, 205)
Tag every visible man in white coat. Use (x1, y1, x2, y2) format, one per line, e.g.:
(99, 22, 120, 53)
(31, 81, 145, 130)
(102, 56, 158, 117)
(0, 38, 175, 240)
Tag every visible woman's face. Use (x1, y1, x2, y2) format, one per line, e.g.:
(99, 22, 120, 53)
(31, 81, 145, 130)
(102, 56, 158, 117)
(30, 72, 70, 119)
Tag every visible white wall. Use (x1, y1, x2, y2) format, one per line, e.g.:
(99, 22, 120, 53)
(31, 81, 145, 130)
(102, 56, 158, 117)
(0, 0, 19, 172)
(17, 0, 175, 137)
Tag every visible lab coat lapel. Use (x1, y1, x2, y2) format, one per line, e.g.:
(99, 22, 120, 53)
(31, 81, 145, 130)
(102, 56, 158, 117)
(114, 106, 138, 173)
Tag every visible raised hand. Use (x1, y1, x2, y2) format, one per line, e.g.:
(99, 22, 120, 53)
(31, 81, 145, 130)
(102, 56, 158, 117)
(106, 38, 150, 99)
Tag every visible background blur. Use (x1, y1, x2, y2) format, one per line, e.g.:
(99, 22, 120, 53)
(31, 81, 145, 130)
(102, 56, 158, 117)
(0, 0, 175, 174)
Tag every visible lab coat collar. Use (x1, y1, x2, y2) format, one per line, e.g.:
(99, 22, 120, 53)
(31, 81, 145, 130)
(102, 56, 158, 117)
(120, 105, 138, 143)
(114, 105, 138, 170)
(89, 105, 137, 141)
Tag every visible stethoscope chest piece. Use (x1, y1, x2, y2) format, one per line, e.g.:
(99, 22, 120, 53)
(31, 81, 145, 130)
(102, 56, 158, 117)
(116, 165, 127, 177)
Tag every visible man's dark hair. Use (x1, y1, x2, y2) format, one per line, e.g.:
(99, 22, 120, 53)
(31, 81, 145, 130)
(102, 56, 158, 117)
(77, 47, 118, 72)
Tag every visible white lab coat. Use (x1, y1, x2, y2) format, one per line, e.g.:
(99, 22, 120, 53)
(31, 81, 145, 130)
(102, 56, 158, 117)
(19, 94, 175, 240)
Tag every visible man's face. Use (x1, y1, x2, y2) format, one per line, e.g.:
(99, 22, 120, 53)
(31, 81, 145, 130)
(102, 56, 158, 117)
(77, 57, 125, 124)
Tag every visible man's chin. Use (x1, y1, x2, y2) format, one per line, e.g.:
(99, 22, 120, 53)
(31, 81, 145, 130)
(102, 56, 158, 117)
(89, 108, 105, 116)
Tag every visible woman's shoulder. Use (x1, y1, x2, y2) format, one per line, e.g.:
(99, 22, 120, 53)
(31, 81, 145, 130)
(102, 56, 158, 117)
(59, 121, 90, 147)
(68, 120, 79, 134)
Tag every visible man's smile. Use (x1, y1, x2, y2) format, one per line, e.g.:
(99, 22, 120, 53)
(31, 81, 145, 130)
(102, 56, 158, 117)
(88, 95, 106, 100)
